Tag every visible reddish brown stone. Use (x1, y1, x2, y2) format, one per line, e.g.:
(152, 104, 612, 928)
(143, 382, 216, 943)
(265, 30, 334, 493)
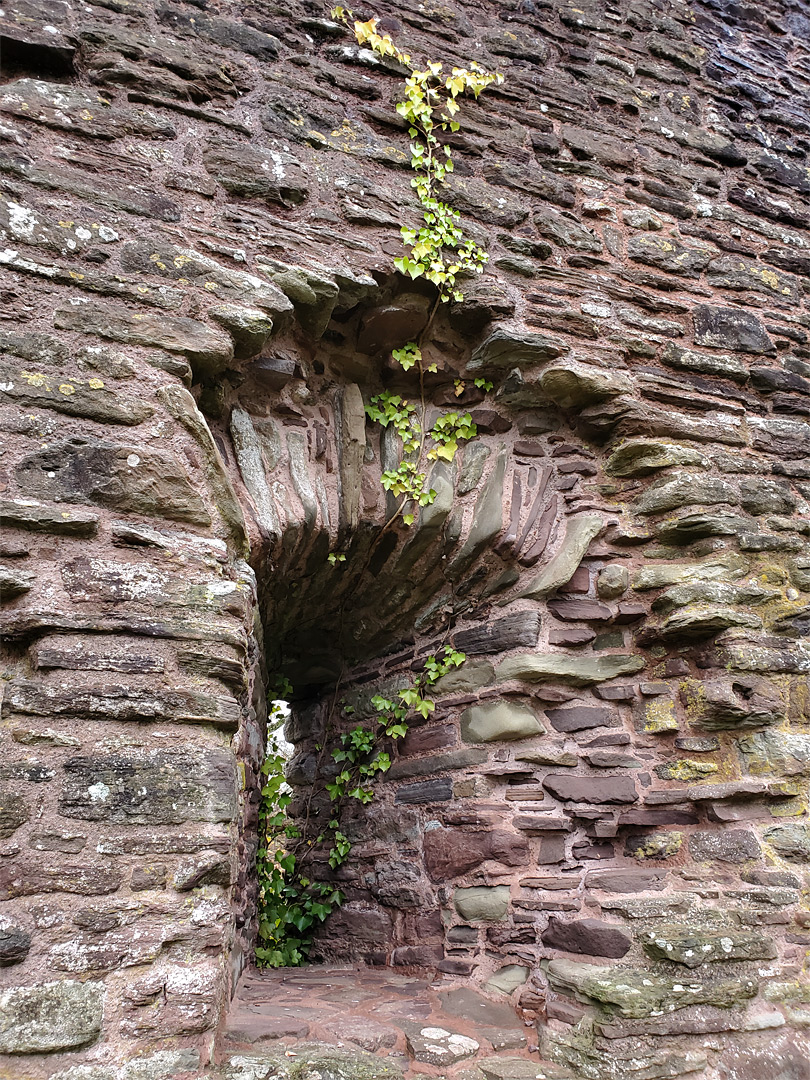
(547, 599, 613, 621)
(423, 827, 529, 881)
(543, 774, 638, 804)
(541, 917, 632, 958)
(546, 706, 617, 732)
(585, 868, 668, 892)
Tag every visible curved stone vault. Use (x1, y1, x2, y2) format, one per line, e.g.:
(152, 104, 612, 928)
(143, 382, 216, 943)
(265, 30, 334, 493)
(1, 0, 810, 1077)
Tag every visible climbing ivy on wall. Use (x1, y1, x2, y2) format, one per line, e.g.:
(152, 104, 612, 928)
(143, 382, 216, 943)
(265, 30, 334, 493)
(333, 8, 502, 300)
(332, 8, 503, 526)
(256, 648, 466, 967)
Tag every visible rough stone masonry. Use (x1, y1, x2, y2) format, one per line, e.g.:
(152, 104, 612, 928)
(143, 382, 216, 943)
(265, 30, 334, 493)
(1, 0, 810, 1076)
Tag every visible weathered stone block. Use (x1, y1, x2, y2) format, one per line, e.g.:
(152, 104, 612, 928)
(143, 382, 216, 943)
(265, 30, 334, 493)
(763, 823, 810, 862)
(0, 792, 29, 838)
(14, 438, 211, 524)
(461, 700, 545, 743)
(625, 831, 683, 860)
(0, 360, 153, 425)
(58, 749, 237, 825)
(454, 886, 510, 921)
(643, 925, 776, 967)
(547, 959, 756, 1018)
(543, 774, 638, 804)
(7, 680, 239, 728)
(498, 653, 644, 686)
(689, 830, 762, 864)
(585, 868, 668, 892)
(0, 862, 122, 899)
(545, 705, 617, 732)
(542, 917, 632, 958)
(693, 305, 774, 354)
(521, 514, 604, 598)
(203, 137, 308, 205)
(0, 498, 99, 537)
(394, 778, 453, 804)
(55, 303, 233, 367)
(424, 827, 529, 880)
(606, 439, 708, 477)
(0, 979, 104, 1053)
(0, 924, 32, 966)
(538, 361, 633, 409)
(468, 327, 568, 370)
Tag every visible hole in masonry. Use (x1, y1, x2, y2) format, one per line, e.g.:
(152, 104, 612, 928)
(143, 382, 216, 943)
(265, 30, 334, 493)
(255, 641, 467, 969)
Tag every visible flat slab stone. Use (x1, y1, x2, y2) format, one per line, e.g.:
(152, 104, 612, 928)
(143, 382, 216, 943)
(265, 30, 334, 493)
(403, 1022, 480, 1065)
(479, 1059, 551, 1080)
(498, 653, 645, 686)
(440, 987, 523, 1028)
(224, 1009, 311, 1042)
(221, 1046, 406, 1080)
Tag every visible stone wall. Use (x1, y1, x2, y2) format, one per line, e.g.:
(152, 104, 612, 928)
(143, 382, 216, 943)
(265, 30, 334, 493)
(1, 0, 810, 1076)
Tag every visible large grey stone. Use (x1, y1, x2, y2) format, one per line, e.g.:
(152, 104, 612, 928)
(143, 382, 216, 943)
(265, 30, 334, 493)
(0, 861, 122, 899)
(0, 980, 104, 1053)
(688, 830, 761, 864)
(0, 498, 99, 537)
(50, 1050, 201, 1079)
(642, 926, 776, 967)
(0, 359, 153, 425)
(469, 327, 568, 370)
(157, 385, 248, 552)
(447, 449, 506, 579)
(210, 304, 275, 358)
(547, 959, 756, 1018)
(461, 700, 545, 743)
(633, 554, 748, 590)
(119, 242, 292, 316)
(498, 652, 645, 686)
(739, 730, 810, 777)
(661, 343, 749, 383)
(521, 514, 604, 598)
(14, 437, 211, 525)
(680, 678, 785, 729)
(538, 361, 632, 409)
(0, 564, 35, 597)
(606, 439, 708, 477)
(203, 138, 308, 206)
(454, 886, 510, 921)
(55, 303, 233, 368)
(58, 749, 237, 825)
(628, 234, 713, 276)
(0, 78, 173, 140)
(763, 823, 810, 862)
(636, 474, 738, 515)
(0, 923, 32, 966)
(403, 1023, 479, 1065)
(7, 680, 239, 728)
(693, 305, 774, 354)
(221, 1045, 405, 1080)
(0, 792, 29, 838)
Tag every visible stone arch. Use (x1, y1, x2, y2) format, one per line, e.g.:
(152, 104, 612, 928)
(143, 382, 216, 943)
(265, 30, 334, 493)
(219, 289, 618, 977)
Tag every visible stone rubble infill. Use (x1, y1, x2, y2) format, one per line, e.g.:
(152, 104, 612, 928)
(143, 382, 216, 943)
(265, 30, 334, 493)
(217, 966, 561, 1080)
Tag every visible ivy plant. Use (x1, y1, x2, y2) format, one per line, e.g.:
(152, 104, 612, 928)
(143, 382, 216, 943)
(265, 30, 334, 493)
(333, 8, 502, 301)
(256, 647, 465, 967)
(328, 8, 501, 530)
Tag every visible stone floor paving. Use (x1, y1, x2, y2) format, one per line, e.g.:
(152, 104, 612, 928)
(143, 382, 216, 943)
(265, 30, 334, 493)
(216, 966, 571, 1080)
